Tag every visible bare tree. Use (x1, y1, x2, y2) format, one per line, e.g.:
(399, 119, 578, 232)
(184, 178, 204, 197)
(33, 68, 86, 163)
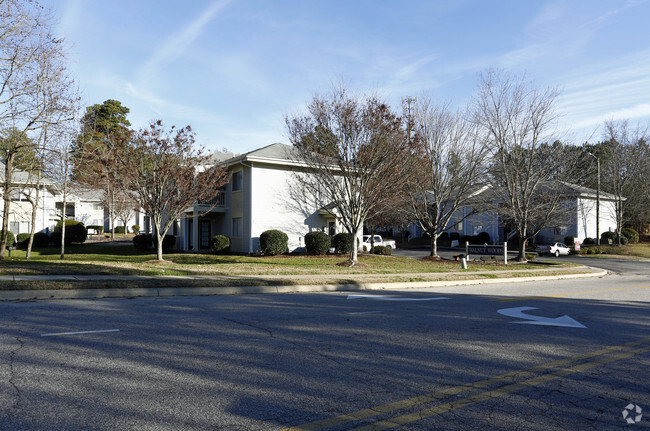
(112, 190, 137, 233)
(600, 119, 649, 244)
(473, 70, 581, 261)
(286, 85, 413, 264)
(406, 98, 489, 257)
(116, 120, 230, 261)
(0, 0, 76, 258)
(43, 125, 76, 260)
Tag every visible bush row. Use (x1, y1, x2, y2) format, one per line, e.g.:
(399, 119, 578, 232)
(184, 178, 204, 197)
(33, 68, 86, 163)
(0, 221, 88, 250)
(443, 232, 491, 244)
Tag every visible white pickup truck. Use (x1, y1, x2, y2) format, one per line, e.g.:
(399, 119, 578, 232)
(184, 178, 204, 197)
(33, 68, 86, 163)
(359, 235, 396, 251)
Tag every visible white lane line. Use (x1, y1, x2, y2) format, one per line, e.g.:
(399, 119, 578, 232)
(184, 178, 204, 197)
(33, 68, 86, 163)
(41, 329, 120, 337)
(346, 311, 384, 315)
(347, 294, 450, 301)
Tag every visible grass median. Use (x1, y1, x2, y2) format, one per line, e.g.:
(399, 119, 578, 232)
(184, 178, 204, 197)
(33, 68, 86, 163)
(0, 243, 590, 291)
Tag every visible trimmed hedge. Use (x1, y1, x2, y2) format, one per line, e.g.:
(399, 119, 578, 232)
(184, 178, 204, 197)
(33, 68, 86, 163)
(133, 234, 152, 250)
(621, 228, 639, 244)
(601, 231, 617, 244)
(564, 236, 575, 247)
(153, 234, 176, 252)
(304, 231, 330, 255)
(16, 233, 31, 248)
(583, 237, 595, 245)
(210, 235, 230, 254)
(372, 245, 392, 255)
(0, 230, 15, 248)
(54, 220, 88, 244)
(477, 232, 490, 244)
(333, 232, 353, 254)
(449, 232, 460, 241)
(114, 226, 127, 234)
(132, 225, 140, 234)
(260, 229, 288, 256)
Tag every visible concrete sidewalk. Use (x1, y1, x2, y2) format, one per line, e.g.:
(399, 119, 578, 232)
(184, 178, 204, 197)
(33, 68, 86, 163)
(0, 266, 607, 301)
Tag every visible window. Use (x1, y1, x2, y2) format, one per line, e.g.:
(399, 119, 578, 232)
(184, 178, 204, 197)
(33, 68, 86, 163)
(232, 170, 242, 191)
(232, 217, 242, 237)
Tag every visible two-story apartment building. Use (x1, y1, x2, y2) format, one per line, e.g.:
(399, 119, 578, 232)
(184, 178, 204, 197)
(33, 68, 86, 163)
(179, 143, 344, 253)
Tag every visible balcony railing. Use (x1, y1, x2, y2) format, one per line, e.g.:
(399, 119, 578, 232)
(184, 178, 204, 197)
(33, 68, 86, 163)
(197, 191, 226, 207)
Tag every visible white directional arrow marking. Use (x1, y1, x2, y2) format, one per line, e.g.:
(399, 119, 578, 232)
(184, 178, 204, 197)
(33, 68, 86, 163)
(347, 294, 449, 301)
(497, 307, 586, 328)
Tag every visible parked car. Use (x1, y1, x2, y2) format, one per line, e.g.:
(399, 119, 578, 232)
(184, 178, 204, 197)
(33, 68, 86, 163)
(359, 235, 396, 251)
(535, 242, 570, 257)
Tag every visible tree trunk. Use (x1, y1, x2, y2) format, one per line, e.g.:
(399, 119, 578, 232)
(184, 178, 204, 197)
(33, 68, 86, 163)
(26, 196, 39, 260)
(349, 226, 360, 264)
(156, 233, 164, 261)
(0, 153, 16, 260)
(430, 235, 439, 257)
(60, 217, 66, 261)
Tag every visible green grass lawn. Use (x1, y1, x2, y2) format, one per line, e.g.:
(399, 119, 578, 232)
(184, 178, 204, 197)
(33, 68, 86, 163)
(0, 242, 553, 277)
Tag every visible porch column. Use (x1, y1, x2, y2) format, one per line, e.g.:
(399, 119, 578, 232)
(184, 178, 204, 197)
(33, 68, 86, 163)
(192, 210, 199, 251)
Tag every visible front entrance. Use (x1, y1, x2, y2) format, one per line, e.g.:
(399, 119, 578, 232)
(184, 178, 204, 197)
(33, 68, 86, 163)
(200, 220, 211, 249)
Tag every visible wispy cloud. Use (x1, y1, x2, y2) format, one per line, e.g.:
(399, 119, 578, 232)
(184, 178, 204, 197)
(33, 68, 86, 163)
(138, 0, 231, 81)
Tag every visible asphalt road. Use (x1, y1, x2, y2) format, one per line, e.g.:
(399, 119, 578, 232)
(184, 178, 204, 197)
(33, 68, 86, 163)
(1, 270, 648, 430)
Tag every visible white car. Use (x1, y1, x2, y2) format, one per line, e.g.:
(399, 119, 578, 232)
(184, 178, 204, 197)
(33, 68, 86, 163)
(359, 235, 396, 251)
(535, 242, 570, 257)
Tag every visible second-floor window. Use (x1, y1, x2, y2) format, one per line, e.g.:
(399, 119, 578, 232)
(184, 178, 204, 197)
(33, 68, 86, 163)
(232, 170, 242, 191)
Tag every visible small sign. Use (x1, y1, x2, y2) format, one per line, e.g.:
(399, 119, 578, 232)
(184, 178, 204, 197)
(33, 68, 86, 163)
(467, 245, 504, 255)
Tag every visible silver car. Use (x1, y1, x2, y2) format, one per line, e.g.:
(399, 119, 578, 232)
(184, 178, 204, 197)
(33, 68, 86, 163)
(535, 242, 571, 257)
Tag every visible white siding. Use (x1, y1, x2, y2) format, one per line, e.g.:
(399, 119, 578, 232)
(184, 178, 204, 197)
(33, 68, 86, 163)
(249, 163, 328, 252)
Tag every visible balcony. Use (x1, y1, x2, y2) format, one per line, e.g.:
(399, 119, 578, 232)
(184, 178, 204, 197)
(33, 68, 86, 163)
(190, 191, 227, 213)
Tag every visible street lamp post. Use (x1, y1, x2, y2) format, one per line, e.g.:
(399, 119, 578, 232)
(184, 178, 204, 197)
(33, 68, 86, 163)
(587, 152, 600, 245)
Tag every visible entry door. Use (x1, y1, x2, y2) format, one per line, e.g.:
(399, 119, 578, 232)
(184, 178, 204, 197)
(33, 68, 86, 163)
(200, 221, 211, 249)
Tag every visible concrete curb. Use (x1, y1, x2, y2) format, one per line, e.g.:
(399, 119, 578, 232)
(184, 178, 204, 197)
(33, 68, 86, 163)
(0, 268, 608, 301)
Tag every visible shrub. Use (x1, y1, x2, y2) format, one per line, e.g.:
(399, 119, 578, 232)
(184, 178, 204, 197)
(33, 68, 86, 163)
(439, 232, 449, 241)
(449, 232, 460, 241)
(583, 237, 595, 245)
(304, 231, 330, 255)
(477, 232, 490, 244)
(55, 220, 88, 244)
(333, 232, 353, 254)
(49, 231, 62, 247)
(16, 233, 31, 249)
(372, 245, 392, 255)
(114, 226, 126, 234)
(621, 228, 639, 244)
(133, 234, 152, 250)
(1, 231, 15, 248)
(601, 231, 617, 244)
(33, 232, 49, 248)
(210, 235, 230, 254)
(153, 234, 176, 252)
(132, 224, 140, 234)
(563, 236, 575, 247)
(260, 229, 288, 256)
(460, 235, 472, 244)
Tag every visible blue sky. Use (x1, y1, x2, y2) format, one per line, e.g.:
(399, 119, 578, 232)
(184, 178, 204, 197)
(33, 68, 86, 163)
(44, 0, 650, 153)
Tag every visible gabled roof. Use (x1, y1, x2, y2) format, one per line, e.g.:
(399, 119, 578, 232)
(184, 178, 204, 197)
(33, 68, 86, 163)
(0, 163, 56, 187)
(220, 143, 305, 168)
(557, 182, 619, 201)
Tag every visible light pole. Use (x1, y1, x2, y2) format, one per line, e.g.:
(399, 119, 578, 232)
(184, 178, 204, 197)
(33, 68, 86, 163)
(586, 152, 600, 245)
